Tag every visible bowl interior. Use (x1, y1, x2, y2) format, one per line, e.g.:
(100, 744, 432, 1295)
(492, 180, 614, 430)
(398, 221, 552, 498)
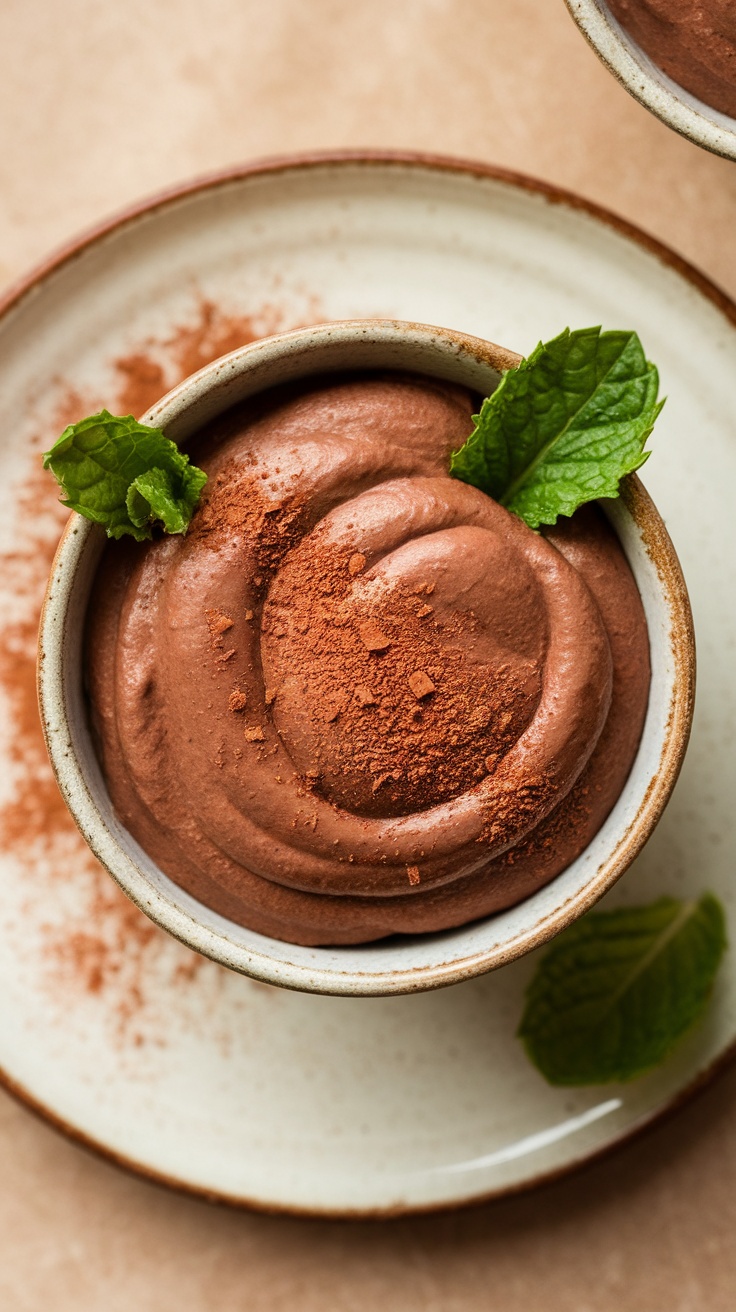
(566, 0, 736, 161)
(38, 319, 694, 996)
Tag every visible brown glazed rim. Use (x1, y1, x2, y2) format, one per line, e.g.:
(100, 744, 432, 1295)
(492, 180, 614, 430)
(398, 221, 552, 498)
(2, 148, 727, 1216)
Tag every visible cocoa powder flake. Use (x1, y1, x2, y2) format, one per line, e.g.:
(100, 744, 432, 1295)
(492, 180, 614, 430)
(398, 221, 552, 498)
(408, 670, 436, 699)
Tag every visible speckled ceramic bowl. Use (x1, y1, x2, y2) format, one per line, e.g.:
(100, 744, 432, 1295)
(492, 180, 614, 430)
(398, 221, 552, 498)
(37, 318, 694, 997)
(566, 0, 736, 161)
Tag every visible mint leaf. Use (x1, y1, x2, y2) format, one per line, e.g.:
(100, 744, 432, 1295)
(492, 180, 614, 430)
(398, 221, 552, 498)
(43, 410, 207, 541)
(126, 466, 204, 535)
(450, 326, 663, 529)
(518, 895, 727, 1085)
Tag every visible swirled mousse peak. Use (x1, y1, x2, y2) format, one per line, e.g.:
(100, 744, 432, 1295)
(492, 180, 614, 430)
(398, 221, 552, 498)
(87, 373, 650, 945)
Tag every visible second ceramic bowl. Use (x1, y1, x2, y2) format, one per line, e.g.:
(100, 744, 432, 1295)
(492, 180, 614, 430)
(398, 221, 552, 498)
(37, 318, 694, 996)
(566, 0, 736, 160)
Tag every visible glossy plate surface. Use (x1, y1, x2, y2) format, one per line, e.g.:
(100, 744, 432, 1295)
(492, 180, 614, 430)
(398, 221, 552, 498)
(1, 155, 734, 1213)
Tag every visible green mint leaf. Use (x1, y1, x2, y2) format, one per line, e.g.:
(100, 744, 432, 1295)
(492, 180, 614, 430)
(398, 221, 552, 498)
(450, 326, 663, 529)
(518, 894, 727, 1086)
(42, 410, 207, 540)
(126, 465, 207, 535)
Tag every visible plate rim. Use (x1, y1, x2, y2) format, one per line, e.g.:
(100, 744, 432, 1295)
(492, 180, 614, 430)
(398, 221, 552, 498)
(3, 148, 736, 1216)
(3, 148, 736, 332)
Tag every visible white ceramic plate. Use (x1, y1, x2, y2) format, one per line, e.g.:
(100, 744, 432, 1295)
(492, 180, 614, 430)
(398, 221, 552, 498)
(1, 153, 735, 1215)
(565, 0, 736, 162)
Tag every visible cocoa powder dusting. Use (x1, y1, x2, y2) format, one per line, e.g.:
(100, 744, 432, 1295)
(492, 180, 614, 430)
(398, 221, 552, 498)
(114, 299, 286, 418)
(408, 670, 436, 700)
(190, 458, 308, 588)
(496, 773, 591, 865)
(114, 354, 167, 419)
(0, 423, 179, 1035)
(262, 533, 545, 821)
(0, 299, 301, 1037)
(206, 608, 234, 644)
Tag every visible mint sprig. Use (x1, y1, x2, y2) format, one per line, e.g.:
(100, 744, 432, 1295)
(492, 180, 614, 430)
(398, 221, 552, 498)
(519, 895, 727, 1086)
(43, 411, 207, 541)
(451, 326, 663, 529)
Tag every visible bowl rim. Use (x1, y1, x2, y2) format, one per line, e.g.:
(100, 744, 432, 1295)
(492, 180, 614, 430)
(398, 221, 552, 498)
(37, 317, 695, 996)
(564, 0, 736, 161)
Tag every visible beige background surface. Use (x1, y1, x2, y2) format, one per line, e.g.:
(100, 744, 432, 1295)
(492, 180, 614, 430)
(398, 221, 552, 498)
(2, 1, 736, 1308)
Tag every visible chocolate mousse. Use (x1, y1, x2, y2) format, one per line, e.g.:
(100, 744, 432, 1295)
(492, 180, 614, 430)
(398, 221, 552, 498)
(86, 373, 650, 946)
(608, 0, 736, 118)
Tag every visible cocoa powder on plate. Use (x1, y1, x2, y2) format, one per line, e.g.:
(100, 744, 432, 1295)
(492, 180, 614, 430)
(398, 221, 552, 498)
(0, 302, 296, 1030)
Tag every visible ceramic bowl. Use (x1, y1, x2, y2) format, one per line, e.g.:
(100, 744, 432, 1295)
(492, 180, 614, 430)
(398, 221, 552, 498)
(37, 318, 695, 997)
(565, 0, 736, 161)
